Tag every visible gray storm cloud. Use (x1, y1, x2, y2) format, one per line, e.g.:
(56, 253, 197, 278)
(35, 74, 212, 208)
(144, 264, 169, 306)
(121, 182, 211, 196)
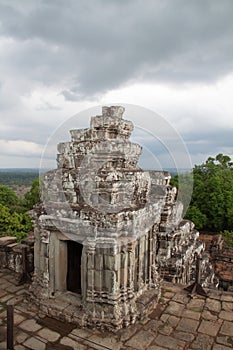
(0, 0, 233, 97)
(0, 0, 233, 167)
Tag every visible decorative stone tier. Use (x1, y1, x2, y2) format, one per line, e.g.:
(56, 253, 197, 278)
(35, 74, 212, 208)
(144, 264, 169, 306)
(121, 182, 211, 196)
(57, 141, 142, 169)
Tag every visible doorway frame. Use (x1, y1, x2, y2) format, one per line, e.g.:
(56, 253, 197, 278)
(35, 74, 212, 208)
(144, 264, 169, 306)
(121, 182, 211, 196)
(66, 240, 83, 294)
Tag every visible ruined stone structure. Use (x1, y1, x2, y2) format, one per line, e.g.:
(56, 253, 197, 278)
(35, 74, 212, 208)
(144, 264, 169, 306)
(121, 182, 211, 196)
(200, 233, 233, 291)
(0, 235, 34, 275)
(30, 106, 215, 330)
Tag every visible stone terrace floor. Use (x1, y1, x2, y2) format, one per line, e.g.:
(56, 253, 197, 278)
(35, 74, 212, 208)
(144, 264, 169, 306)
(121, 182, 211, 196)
(0, 269, 233, 350)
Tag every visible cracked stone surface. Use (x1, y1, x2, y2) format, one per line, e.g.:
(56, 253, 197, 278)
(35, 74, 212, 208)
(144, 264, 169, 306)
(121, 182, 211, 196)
(0, 268, 233, 350)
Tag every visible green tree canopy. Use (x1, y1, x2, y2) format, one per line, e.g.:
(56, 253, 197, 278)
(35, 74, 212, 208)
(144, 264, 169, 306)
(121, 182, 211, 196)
(24, 178, 41, 209)
(0, 185, 19, 208)
(184, 205, 207, 230)
(0, 203, 32, 241)
(0, 184, 35, 241)
(173, 154, 233, 232)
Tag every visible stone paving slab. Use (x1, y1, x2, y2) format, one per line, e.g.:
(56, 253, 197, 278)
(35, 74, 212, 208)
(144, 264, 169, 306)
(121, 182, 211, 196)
(0, 268, 233, 350)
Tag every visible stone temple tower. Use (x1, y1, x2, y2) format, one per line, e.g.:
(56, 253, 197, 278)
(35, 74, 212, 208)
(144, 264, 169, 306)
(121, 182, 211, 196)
(30, 106, 215, 330)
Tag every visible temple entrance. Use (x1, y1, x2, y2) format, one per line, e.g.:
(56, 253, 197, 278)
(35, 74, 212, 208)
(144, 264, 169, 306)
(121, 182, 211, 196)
(66, 240, 83, 294)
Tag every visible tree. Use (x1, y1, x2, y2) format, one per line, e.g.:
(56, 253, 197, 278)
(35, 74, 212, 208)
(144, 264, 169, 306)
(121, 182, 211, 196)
(170, 172, 193, 213)
(184, 154, 233, 231)
(184, 206, 207, 230)
(0, 203, 32, 241)
(0, 204, 11, 232)
(221, 230, 233, 248)
(0, 184, 34, 241)
(173, 154, 233, 232)
(24, 178, 41, 209)
(0, 185, 19, 208)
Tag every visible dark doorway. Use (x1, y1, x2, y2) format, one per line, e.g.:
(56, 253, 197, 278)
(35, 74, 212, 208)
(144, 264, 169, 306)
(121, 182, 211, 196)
(67, 241, 83, 294)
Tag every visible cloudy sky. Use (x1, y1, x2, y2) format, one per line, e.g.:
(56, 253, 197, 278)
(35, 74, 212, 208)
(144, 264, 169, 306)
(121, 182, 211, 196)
(0, 0, 233, 170)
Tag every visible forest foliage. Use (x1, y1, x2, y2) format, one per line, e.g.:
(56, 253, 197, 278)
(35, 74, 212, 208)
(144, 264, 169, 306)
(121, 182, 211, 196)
(0, 178, 40, 241)
(171, 154, 233, 246)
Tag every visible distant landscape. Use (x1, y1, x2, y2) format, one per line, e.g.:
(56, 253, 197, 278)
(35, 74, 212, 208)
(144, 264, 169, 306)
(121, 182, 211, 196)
(0, 167, 186, 184)
(0, 168, 39, 185)
(0, 168, 43, 198)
